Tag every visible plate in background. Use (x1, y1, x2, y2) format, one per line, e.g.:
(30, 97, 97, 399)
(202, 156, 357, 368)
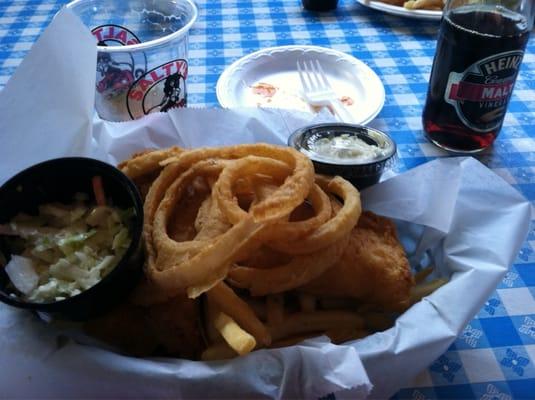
(216, 45, 385, 126)
(356, 0, 442, 20)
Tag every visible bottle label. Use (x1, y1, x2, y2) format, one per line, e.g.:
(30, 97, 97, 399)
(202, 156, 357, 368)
(444, 50, 524, 132)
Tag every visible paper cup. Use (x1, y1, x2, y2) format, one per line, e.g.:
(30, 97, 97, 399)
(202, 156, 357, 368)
(66, 0, 197, 121)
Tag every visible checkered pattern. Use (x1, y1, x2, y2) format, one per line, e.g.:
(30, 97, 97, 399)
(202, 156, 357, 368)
(1, 0, 534, 398)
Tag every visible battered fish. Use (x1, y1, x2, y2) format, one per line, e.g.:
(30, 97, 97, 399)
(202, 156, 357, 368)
(302, 211, 414, 312)
(84, 294, 204, 359)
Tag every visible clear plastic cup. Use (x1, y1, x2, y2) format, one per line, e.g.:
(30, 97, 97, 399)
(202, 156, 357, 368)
(66, 0, 197, 121)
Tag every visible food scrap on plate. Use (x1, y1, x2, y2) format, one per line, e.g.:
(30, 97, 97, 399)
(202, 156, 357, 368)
(250, 81, 354, 115)
(378, 0, 444, 10)
(84, 143, 423, 360)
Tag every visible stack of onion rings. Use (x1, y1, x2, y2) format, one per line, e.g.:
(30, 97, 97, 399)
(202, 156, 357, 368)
(120, 143, 365, 357)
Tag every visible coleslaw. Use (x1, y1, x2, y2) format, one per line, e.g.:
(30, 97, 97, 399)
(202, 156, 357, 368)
(1, 193, 133, 303)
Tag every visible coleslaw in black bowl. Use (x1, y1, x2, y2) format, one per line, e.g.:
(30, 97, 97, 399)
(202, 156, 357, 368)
(0, 157, 144, 321)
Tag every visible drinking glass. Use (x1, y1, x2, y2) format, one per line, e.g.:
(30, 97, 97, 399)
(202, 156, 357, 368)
(66, 0, 197, 122)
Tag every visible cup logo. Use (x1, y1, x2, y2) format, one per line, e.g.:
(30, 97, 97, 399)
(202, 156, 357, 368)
(92, 24, 141, 46)
(91, 25, 147, 99)
(126, 59, 188, 119)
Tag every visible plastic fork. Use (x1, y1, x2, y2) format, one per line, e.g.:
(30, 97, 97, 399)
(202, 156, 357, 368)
(296, 59, 355, 123)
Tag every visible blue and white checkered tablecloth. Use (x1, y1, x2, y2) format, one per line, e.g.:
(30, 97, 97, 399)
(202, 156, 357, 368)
(1, 0, 534, 398)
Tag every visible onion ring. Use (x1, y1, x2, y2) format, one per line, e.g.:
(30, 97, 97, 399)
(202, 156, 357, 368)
(119, 146, 184, 180)
(193, 195, 232, 241)
(213, 156, 331, 239)
(267, 175, 361, 255)
(228, 233, 350, 296)
(150, 160, 226, 272)
(213, 155, 307, 224)
(258, 181, 332, 242)
(150, 216, 264, 298)
(143, 145, 313, 279)
(149, 143, 314, 225)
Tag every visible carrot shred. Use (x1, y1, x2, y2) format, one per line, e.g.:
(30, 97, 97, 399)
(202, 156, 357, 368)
(92, 176, 106, 206)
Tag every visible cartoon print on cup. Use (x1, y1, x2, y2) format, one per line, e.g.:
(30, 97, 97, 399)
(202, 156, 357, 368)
(96, 51, 140, 98)
(91, 25, 147, 99)
(147, 72, 187, 113)
(127, 59, 188, 119)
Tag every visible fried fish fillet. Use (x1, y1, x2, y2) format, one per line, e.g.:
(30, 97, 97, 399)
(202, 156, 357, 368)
(302, 211, 414, 312)
(84, 294, 204, 359)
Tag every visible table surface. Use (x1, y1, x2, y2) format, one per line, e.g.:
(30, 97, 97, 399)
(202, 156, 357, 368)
(1, 0, 534, 398)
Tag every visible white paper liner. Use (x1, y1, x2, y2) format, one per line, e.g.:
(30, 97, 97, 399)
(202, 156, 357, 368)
(0, 8, 531, 399)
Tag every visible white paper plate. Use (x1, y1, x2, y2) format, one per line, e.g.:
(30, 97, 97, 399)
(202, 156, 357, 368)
(216, 45, 385, 126)
(356, 0, 442, 20)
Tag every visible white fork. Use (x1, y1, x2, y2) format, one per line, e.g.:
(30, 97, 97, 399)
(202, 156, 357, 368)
(296, 59, 355, 123)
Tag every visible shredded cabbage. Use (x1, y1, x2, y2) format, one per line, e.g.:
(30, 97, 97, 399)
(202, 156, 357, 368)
(3, 198, 133, 303)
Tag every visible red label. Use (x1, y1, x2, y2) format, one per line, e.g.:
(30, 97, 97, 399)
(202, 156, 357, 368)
(448, 81, 515, 102)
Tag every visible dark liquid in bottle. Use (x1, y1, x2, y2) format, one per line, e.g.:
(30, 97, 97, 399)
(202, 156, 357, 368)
(422, 6, 529, 152)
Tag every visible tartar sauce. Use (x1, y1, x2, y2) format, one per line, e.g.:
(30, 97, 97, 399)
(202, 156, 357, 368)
(310, 133, 385, 162)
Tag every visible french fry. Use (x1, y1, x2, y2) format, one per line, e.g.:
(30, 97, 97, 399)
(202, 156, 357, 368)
(319, 296, 358, 310)
(213, 311, 256, 356)
(403, 0, 443, 10)
(201, 342, 238, 361)
(325, 328, 369, 344)
(361, 312, 396, 332)
(269, 311, 364, 341)
(204, 297, 224, 343)
(377, 0, 406, 5)
(410, 278, 449, 304)
(207, 282, 272, 346)
(266, 294, 285, 325)
(298, 293, 316, 313)
(414, 266, 434, 284)
(244, 297, 267, 321)
(271, 333, 318, 348)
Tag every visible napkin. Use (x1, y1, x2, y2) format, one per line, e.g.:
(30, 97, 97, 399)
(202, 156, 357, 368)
(0, 8, 531, 400)
(0, 9, 96, 182)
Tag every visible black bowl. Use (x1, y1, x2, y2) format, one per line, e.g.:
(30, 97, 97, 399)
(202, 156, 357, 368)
(288, 123, 397, 190)
(0, 157, 144, 321)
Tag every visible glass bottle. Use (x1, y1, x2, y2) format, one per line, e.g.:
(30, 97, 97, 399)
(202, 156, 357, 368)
(422, 0, 534, 153)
